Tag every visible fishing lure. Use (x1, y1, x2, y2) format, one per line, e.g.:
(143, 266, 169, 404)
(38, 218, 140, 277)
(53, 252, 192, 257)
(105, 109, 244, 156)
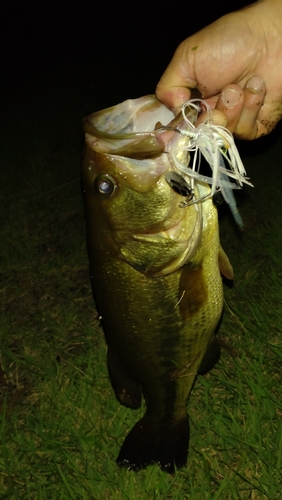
(167, 99, 252, 228)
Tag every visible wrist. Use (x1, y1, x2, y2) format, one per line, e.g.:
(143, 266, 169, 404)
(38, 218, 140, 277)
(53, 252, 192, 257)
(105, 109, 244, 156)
(244, 0, 282, 40)
(253, 0, 282, 21)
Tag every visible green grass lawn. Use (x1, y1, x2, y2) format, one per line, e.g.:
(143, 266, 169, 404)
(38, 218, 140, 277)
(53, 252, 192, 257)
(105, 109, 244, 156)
(0, 68, 281, 499)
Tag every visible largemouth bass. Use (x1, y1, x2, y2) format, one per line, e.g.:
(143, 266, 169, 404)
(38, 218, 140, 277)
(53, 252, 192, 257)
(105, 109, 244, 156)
(82, 95, 234, 472)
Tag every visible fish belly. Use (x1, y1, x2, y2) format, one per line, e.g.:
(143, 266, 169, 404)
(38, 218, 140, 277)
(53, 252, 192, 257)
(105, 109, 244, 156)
(89, 241, 223, 472)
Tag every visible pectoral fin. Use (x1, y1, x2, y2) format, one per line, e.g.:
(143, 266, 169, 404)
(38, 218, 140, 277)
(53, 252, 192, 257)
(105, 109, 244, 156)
(218, 245, 234, 280)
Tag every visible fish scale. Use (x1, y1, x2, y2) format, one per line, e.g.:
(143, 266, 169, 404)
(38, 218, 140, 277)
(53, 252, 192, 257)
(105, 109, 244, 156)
(82, 95, 228, 472)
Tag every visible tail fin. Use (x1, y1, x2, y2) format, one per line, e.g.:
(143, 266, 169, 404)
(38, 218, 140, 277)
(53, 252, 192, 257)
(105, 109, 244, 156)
(116, 414, 189, 473)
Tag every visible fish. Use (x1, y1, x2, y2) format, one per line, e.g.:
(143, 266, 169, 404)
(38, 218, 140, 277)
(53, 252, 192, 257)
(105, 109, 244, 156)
(81, 95, 234, 472)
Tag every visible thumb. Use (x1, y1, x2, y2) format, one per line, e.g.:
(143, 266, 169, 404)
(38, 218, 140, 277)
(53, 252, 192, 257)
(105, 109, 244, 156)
(156, 40, 198, 110)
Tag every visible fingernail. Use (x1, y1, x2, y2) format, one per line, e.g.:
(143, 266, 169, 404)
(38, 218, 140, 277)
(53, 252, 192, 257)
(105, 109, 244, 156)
(222, 88, 241, 108)
(246, 76, 264, 93)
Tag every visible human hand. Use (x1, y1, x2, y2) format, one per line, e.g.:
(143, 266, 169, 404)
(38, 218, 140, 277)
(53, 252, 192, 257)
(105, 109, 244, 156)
(156, 0, 282, 139)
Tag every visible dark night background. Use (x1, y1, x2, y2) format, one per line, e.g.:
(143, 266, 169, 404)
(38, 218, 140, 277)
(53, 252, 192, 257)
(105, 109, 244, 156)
(2, 0, 282, 207)
(6, 0, 282, 165)
(1, 0, 282, 215)
(2, 1, 253, 114)
(1, 0, 282, 209)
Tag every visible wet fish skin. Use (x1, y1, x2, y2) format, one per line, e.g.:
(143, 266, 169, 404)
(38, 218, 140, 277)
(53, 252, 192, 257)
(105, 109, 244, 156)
(82, 95, 224, 472)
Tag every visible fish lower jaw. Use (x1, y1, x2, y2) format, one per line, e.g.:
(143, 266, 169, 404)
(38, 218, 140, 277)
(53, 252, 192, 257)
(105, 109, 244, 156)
(131, 215, 202, 275)
(135, 233, 202, 276)
(159, 239, 200, 275)
(136, 215, 196, 243)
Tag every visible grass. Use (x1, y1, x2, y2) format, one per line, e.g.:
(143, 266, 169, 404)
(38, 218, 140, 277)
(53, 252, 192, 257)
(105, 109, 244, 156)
(1, 64, 282, 499)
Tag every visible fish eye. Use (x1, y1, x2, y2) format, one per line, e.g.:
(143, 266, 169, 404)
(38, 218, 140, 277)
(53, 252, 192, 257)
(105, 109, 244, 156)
(94, 174, 117, 198)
